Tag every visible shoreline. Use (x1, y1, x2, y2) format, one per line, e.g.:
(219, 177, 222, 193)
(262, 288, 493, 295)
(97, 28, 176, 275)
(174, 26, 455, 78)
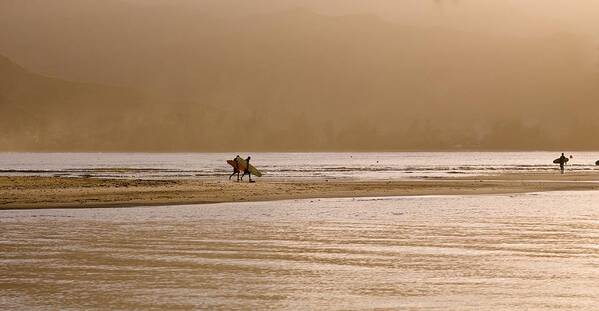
(2, 173, 599, 210)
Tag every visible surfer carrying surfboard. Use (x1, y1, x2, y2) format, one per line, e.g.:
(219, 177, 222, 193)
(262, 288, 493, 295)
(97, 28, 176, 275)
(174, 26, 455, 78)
(228, 155, 243, 181)
(557, 153, 568, 174)
(241, 156, 254, 183)
(227, 156, 262, 182)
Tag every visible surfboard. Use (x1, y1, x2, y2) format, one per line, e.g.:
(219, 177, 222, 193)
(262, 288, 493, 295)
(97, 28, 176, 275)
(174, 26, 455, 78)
(226, 159, 262, 177)
(242, 160, 262, 177)
(553, 158, 569, 164)
(227, 160, 240, 171)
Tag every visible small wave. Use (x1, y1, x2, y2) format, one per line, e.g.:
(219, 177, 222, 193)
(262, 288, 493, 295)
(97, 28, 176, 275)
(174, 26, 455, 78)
(1, 163, 597, 180)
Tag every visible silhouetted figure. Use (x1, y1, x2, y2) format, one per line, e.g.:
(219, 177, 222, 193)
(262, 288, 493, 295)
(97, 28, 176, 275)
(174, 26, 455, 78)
(558, 153, 568, 174)
(229, 155, 242, 181)
(241, 156, 253, 182)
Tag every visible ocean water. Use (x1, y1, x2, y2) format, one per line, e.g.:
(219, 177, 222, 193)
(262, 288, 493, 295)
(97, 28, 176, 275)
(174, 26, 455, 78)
(0, 152, 598, 179)
(2, 191, 599, 310)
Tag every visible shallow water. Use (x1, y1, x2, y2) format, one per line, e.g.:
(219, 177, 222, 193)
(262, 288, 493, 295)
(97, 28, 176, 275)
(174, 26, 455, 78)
(0, 152, 598, 179)
(2, 191, 599, 310)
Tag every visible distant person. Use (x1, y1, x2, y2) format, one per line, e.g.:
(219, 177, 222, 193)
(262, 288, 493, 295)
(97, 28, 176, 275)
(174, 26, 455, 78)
(229, 155, 242, 181)
(241, 156, 254, 182)
(558, 153, 568, 174)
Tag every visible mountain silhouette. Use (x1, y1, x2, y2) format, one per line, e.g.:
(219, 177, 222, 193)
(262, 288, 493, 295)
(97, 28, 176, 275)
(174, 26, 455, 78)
(2, 2, 599, 150)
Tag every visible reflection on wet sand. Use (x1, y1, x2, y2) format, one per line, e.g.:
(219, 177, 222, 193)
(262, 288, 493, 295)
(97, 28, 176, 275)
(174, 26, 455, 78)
(2, 192, 599, 310)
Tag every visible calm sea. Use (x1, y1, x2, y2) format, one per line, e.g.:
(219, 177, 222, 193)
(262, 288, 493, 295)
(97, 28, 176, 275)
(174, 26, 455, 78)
(0, 152, 597, 179)
(2, 191, 599, 310)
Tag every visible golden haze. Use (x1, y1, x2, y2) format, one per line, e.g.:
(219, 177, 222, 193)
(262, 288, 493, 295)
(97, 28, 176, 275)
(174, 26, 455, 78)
(1, 0, 599, 151)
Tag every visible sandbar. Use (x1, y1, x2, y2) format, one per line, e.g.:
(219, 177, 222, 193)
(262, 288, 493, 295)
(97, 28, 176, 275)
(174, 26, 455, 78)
(1, 172, 599, 209)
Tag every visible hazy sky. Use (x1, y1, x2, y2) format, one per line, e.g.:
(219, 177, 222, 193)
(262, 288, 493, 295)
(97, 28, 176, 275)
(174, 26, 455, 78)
(123, 0, 599, 37)
(1, 0, 599, 151)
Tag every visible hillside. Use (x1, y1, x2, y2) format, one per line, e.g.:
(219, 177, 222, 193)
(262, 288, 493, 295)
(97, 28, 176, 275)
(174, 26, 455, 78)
(0, 55, 155, 150)
(2, 2, 599, 150)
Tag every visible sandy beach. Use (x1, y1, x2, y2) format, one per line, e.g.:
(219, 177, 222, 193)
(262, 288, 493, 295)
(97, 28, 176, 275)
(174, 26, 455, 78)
(2, 172, 599, 210)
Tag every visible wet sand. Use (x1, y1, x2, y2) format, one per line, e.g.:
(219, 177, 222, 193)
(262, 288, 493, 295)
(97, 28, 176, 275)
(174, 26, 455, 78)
(2, 172, 599, 209)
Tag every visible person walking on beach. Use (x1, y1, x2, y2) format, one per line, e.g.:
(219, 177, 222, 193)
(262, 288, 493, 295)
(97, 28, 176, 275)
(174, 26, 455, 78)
(241, 156, 254, 182)
(558, 153, 568, 174)
(229, 155, 242, 181)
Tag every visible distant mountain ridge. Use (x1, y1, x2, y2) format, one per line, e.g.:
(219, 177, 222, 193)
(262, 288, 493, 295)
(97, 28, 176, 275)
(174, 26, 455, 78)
(2, 2, 599, 150)
(0, 55, 154, 150)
